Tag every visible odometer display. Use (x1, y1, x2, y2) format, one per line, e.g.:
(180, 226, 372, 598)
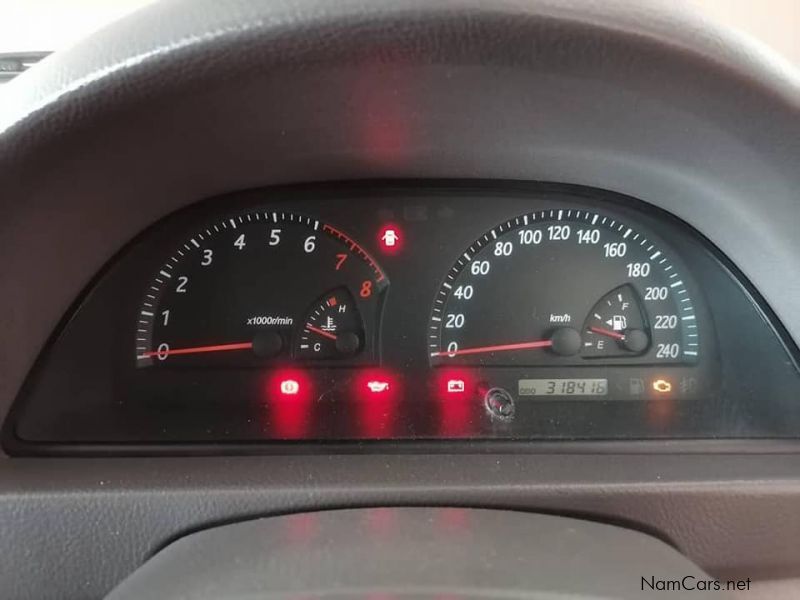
(430, 209, 698, 367)
(518, 378, 608, 397)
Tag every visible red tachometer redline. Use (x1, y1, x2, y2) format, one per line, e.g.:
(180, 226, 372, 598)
(431, 339, 553, 358)
(322, 223, 387, 283)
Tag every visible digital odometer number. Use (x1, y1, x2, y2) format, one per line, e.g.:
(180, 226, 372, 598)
(518, 378, 608, 397)
(429, 209, 698, 366)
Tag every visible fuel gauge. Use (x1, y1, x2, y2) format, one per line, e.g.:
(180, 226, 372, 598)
(582, 284, 650, 357)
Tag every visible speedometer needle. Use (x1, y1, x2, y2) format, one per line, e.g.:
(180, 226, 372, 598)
(139, 341, 254, 358)
(431, 339, 553, 358)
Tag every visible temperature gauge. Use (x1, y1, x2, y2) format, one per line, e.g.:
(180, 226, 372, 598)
(295, 288, 364, 359)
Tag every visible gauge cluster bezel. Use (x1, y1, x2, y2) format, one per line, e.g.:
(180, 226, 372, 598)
(4, 181, 800, 455)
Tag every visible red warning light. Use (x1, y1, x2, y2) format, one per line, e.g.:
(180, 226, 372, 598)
(435, 369, 475, 398)
(354, 369, 398, 399)
(353, 369, 399, 439)
(267, 370, 311, 400)
(434, 369, 476, 438)
(264, 369, 313, 439)
(280, 379, 300, 395)
(367, 380, 390, 393)
(378, 224, 403, 254)
(381, 229, 399, 247)
(446, 379, 466, 394)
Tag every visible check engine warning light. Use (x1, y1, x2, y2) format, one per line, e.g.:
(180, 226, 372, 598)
(378, 224, 403, 254)
(652, 379, 672, 394)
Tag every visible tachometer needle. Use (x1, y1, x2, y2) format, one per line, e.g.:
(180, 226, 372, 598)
(431, 339, 553, 358)
(306, 325, 338, 340)
(588, 326, 626, 341)
(139, 341, 253, 358)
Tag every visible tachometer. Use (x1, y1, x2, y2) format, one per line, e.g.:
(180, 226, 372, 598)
(136, 211, 388, 367)
(429, 209, 698, 367)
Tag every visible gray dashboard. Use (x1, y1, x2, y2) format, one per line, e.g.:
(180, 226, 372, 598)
(1, 0, 800, 597)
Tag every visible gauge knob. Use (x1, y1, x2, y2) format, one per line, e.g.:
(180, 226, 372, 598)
(484, 387, 515, 420)
(334, 331, 362, 356)
(622, 328, 649, 353)
(252, 330, 284, 358)
(550, 327, 582, 356)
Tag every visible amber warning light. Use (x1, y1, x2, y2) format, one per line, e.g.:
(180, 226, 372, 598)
(652, 379, 672, 394)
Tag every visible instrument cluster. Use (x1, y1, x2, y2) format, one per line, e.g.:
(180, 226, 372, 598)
(5, 183, 800, 453)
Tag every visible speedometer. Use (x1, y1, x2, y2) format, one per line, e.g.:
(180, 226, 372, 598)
(429, 209, 698, 367)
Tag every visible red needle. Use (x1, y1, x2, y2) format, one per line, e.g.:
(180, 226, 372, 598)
(589, 326, 625, 341)
(432, 339, 553, 358)
(140, 341, 253, 358)
(306, 325, 338, 341)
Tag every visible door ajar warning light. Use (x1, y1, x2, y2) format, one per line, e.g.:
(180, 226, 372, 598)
(378, 223, 403, 254)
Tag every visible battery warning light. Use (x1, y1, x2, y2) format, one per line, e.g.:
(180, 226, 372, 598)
(280, 379, 300, 395)
(652, 379, 672, 394)
(447, 380, 466, 394)
(436, 370, 474, 398)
